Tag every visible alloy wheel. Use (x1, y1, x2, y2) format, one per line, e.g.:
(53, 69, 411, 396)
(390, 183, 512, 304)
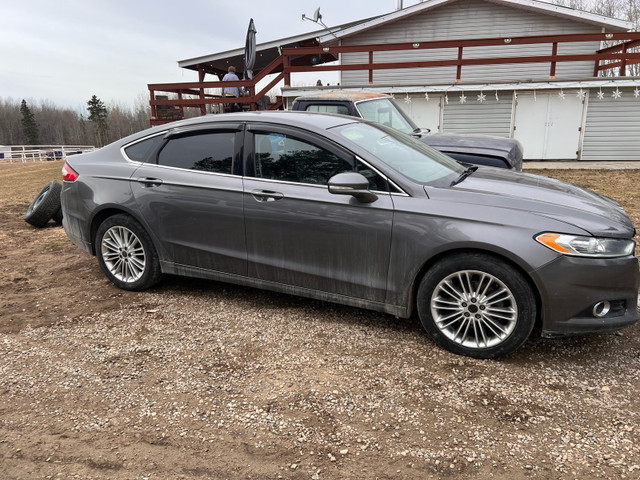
(101, 225, 146, 283)
(430, 270, 518, 349)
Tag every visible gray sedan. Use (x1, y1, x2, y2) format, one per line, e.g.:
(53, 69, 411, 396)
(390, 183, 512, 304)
(60, 112, 639, 358)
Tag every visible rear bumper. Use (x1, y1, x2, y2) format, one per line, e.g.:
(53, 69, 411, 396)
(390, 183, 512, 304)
(61, 182, 93, 255)
(534, 255, 640, 337)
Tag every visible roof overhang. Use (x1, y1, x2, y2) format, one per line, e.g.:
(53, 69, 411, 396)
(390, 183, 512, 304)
(177, 16, 382, 78)
(178, 29, 330, 78)
(317, 0, 633, 43)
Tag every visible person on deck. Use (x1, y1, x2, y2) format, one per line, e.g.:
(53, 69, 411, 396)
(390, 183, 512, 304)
(222, 66, 240, 113)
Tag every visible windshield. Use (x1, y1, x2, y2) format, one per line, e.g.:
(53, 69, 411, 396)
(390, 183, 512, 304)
(355, 98, 418, 134)
(333, 122, 464, 185)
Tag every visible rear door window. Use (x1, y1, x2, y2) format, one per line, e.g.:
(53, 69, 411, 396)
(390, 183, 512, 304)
(157, 131, 235, 174)
(124, 135, 164, 163)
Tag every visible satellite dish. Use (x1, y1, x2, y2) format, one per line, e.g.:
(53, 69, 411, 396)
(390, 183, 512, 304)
(313, 7, 322, 22)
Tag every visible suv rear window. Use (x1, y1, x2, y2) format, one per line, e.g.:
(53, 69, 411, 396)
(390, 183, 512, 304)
(305, 104, 349, 115)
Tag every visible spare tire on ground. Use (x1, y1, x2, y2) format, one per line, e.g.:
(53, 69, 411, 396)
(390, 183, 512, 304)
(24, 181, 62, 228)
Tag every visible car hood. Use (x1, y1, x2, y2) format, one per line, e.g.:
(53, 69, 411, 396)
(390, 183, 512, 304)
(431, 168, 635, 238)
(418, 133, 523, 170)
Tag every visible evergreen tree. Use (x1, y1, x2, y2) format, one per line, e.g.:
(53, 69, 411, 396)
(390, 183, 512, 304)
(20, 99, 39, 144)
(87, 95, 108, 147)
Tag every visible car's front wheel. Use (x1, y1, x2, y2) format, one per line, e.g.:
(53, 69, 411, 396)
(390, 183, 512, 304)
(417, 253, 536, 359)
(95, 214, 163, 291)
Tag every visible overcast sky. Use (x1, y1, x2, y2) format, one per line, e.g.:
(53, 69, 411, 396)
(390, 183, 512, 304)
(2, 1, 425, 111)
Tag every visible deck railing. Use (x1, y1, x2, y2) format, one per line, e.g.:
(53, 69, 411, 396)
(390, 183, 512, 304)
(148, 32, 640, 125)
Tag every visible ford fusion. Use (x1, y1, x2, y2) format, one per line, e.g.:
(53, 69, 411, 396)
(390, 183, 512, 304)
(60, 112, 639, 358)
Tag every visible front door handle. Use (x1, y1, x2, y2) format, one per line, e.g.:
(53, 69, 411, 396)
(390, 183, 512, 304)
(251, 189, 284, 202)
(136, 177, 163, 187)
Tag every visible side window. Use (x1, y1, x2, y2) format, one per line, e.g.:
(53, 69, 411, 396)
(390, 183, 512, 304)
(157, 131, 234, 174)
(305, 104, 350, 115)
(254, 132, 353, 185)
(356, 161, 388, 192)
(124, 135, 164, 163)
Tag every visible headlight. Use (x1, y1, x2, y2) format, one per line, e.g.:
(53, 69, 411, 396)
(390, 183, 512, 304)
(535, 233, 635, 258)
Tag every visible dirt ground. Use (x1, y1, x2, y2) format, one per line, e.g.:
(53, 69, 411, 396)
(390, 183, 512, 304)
(0, 161, 639, 479)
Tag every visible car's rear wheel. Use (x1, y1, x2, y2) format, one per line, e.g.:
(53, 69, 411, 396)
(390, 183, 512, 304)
(417, 254, 536, 359)
(95, 214, 163, 291)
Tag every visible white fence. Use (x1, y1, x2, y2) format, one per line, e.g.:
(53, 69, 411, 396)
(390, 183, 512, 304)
(0, 145, 96, 164)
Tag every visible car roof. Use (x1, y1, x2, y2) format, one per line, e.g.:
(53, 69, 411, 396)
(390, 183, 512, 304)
(115, 111, 359, 148)
(294, 92, 390, 102)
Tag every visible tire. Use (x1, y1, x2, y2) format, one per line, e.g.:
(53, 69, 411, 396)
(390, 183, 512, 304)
(95, 214, 163, 291)
(416, 253, 536, 359)
(24, 181, 62, 228)
(52, 207, 63, 225)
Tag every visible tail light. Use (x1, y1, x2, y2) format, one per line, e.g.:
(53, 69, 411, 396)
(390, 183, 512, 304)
(62, 162, 79, 182)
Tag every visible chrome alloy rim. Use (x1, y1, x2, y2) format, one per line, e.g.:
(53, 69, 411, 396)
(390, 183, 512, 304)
(430, 270, 517, 349)
(101, 226, 146, 283)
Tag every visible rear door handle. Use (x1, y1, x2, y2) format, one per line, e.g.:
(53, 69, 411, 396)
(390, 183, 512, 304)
(251, 189, 284, 202)
(136, 177, 163, 187)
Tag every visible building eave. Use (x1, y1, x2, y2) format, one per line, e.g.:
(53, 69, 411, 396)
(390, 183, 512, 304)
(317, 0, 633, 44)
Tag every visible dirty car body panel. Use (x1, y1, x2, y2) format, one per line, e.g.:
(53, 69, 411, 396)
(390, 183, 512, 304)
(61, 111, 639, 358)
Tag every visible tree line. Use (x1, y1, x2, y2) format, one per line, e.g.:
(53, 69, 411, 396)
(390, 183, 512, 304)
(0, 94, 152, 147)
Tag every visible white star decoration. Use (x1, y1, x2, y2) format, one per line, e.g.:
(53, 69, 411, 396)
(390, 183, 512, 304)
(404, 94, 412, 105)
(459, 93, 467, 104)
(634, 88, 640, 98)
(477, 92, 486, 103)
(424, 92, 430, 101)
(597, 89, 605, 100)
(445, 92, 449, 105)
(576, 89, 586, 100)
(612, 88, 622, 99)
(558, 89, 566, 100)
(495, 91, 500, 102)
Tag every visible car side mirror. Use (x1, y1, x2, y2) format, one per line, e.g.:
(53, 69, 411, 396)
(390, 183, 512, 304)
(328, 172, 378, 203)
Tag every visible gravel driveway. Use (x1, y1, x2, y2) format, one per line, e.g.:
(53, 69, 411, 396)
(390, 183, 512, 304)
(1, 163, 639, 479)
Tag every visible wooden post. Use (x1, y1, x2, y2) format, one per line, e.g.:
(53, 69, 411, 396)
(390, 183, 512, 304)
(149, 89, 157, 121)
(178, 91, 185, 118)
(620, 43, 628, 76)
(198, 66, 206, 116)
(549, 42, 558, 79)
(283, 55, 291, 87)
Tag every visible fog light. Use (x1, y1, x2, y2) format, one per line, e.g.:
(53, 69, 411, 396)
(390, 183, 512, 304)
(593, 301, 611, 318)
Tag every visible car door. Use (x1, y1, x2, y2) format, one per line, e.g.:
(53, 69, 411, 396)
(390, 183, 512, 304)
(129, 123, 247, 275)
(243, 124, 394, 303)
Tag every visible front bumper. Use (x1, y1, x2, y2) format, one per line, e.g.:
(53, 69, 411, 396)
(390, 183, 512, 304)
(533, 255, 639, 337)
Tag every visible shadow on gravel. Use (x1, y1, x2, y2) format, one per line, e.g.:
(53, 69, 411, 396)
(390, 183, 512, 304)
(149, 274, 639, 365)
(153, 274, 427, 334)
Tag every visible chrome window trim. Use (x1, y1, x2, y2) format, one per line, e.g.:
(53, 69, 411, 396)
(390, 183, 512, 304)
(137, 161, 242, 179)
(355, 155, 409, 196)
